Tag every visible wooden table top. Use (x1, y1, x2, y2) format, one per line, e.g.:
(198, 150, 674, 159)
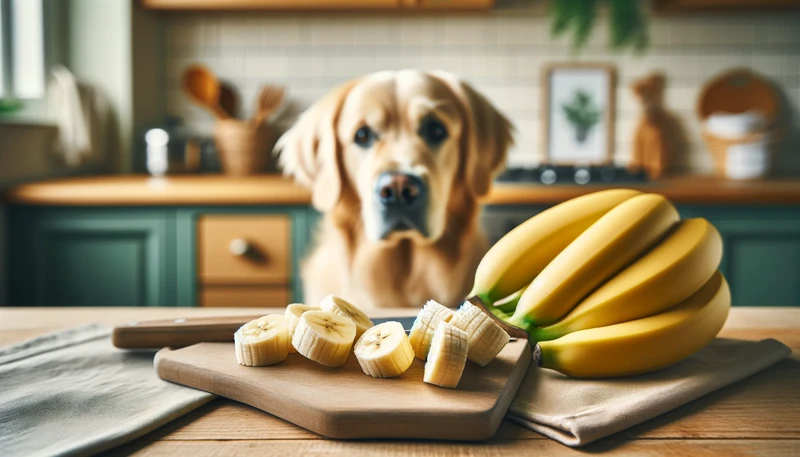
(4, 174, 800, 206)
(1, 306, 798, 456)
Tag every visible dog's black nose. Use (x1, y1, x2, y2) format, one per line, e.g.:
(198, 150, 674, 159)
(376, 172, 425, 206)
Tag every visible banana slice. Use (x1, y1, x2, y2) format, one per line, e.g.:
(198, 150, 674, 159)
(451, 301, 509, 367)
(234, 315, 290, 366)
(319, 294, 374, 340)
(408, 300, 455, 360)
(354, 322, 415, 378)
(292, 310, 356, 367)
(423, 322, 469, 389)
(284, 303, 321, 353)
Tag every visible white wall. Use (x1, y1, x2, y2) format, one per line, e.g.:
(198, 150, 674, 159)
(0, 124, 59, 182)
(67, 0, 132, 172)
(160, 10, 800, 174)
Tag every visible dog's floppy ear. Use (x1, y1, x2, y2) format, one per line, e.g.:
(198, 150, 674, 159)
(275, 79, 359, 211)
(430, 71, 514, 197)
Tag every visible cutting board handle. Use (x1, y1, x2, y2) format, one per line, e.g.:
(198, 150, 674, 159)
(112, 315, 261, 349)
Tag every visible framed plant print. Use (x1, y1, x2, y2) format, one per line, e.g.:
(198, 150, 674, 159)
(542, 62, 616, 166)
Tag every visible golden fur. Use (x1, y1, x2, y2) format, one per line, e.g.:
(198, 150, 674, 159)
(276, 71, 513, 308)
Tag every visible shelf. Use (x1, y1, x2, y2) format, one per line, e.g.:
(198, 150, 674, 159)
(654, 0, 800, 12)
(139, 0, 495, 11)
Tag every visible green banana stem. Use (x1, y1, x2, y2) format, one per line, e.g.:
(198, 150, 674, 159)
(470, 290, 493, 307)
(495, 300, 517, 314)
(488, 306, 511, 321)
(492, 283, 530, 314)
(506, 313, 534, 330)
(471, 287, 539, 337)
(494, 295, 520, 314)
(526, 326, 562, 343)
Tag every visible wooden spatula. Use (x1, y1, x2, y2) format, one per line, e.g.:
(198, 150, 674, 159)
(251, 85, 285, 127)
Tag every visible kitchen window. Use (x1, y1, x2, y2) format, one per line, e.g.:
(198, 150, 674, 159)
(0, 0, 47, 101)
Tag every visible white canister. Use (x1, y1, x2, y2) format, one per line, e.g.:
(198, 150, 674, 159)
(725, 140, 771, 180)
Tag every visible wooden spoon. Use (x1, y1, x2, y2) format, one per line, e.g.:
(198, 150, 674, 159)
(182, 64, 230, 120)
(252, 85, 285, 127)
(219, 82, 239, 119)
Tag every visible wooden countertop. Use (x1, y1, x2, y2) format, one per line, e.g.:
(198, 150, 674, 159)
(4, 175, 800, 206)
(1, 306, 798, 456)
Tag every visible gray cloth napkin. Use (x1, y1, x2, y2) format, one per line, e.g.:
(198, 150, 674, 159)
(507, 337, 791, 447)
(0, 324, 215, 457)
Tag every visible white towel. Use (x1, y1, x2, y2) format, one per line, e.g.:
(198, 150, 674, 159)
(0, 324, 215, 457)
(47, 65, 110, 166)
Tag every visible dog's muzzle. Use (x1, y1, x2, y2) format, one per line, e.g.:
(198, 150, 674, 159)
(374, 171, 429, 240)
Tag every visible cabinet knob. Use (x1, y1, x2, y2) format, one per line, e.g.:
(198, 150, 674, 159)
(229, 238, 251, 257)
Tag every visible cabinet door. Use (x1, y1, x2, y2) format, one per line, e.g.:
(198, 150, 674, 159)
(10, 211, 173, 306)
(481, 206, 548, 246)
(712, 218, 800, 307)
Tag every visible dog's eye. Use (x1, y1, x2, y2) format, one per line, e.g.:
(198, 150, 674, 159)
(418, 117, 448, 147)
(354, 126, 376, 148)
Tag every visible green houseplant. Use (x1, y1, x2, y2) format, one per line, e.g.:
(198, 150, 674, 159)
(549, 0, 649, 54)
(562, 90, 601, 143)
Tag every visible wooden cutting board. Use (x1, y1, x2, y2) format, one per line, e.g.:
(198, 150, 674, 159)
(155, 339, 531, 441)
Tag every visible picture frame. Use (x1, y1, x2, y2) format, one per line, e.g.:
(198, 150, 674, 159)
(541, 62, 616, 166)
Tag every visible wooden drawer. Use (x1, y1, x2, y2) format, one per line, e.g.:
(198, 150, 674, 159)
(200, 286, 291, 307)
(197, 214, 290, 285)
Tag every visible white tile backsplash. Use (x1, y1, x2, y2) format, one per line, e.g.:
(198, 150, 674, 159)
(244, 54, 290, 80)
(162, 11, 800, 174)
(721, 22, 755, 45)
(219, 18, 264, 47)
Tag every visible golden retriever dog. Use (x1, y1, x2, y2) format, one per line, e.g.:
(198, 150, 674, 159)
(276, 70, 513, 309)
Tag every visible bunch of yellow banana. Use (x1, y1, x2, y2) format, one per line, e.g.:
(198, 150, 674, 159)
(470, 190, 731, 378)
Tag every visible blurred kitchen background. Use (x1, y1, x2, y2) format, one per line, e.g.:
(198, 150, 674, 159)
(2, 0, 800, 308)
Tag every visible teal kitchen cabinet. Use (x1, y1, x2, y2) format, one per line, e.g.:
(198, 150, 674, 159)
(483, 204, 800, 307)
(7, 206, 316, 307)
(8, 208, 175, 306)
(681, 206, 800, 307)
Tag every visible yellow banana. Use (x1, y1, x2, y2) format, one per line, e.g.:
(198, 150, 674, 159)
(408, 300, 455, 360)
(234, 315, 290, 367)
(531, 218, 722, 341)
(423, 322, 470, 388)
(450, 301, 510, 367)
(510, 193, 679, 327)
(292, 311, 356, 367)
(354, 322, 415, 378)
(470, 189, 641, 304)
(535, 271, 730, 378)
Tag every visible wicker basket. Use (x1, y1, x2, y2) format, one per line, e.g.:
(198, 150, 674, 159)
(214, 119, 274, 176)
(697, 69, 781, 178)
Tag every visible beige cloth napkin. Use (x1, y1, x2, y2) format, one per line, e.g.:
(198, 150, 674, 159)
(0, 324, 215, 457)
(507, 338, 791, 447)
